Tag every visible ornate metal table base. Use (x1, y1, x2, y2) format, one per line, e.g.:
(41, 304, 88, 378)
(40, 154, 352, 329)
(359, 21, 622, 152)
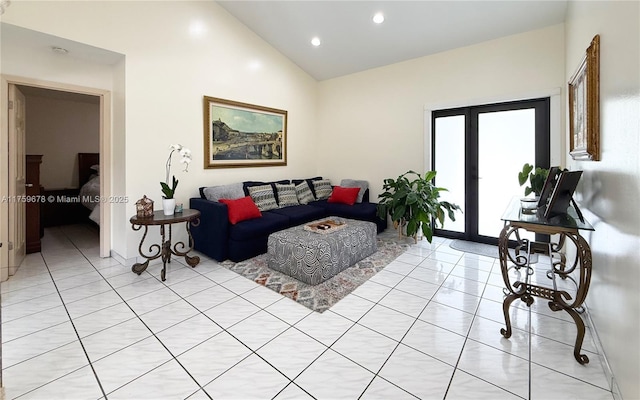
(499, 222, 592, 364)
(130, 210, 201, 281)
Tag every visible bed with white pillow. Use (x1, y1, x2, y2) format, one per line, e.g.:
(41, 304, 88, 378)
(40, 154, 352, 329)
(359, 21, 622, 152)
(78, 153, 101, 225)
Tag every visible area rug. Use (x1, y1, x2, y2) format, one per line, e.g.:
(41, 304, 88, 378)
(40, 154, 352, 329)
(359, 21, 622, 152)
(220, 232, 412, 313)
(450, 239, 538, 263)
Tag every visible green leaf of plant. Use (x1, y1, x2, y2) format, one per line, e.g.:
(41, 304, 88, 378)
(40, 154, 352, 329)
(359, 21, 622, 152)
(160, 182, 173, 199)
(406, 191, 419, 205)
(406, 219, 417, 237)
(518, 163, 533, 186)
(424, 171, 437, 181)
(422, 223, 433, 243)
(392, 206, 406, 222)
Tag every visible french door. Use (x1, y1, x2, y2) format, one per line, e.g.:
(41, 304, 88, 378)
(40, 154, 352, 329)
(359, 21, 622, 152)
(432, 98, 550, 245)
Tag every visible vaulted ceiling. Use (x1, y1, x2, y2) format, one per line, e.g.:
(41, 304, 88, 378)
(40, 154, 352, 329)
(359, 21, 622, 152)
(218, 1, 568, 81)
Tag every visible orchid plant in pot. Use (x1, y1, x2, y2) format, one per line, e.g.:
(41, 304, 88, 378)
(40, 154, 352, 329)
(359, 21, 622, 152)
(160, 144, 192, 215)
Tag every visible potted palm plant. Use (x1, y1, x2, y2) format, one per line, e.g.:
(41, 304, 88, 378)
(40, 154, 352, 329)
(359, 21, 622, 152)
(376, 170, 461, 243)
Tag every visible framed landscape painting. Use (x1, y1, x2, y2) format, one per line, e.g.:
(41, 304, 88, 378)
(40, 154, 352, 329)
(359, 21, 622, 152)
(568, 35, 600, 161)
(203, 96, 287, 168)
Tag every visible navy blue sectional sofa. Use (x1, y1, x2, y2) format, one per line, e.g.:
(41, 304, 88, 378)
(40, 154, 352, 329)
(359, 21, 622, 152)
(189, 182, 387, 262)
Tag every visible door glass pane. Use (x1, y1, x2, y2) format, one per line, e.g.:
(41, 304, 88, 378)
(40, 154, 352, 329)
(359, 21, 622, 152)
(434, 115, 465, 233)
(478, 109, 535, 239)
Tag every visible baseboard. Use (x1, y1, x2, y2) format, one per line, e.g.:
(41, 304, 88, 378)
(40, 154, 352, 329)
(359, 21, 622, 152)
(584, 302, 622, 399)
(109, 249, 129, 266)
(109, 249, 162, 268)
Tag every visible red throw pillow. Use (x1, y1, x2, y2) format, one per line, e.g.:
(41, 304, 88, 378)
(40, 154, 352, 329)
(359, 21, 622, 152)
(327, 186, 360, 205)
(219, 196, 262, 224)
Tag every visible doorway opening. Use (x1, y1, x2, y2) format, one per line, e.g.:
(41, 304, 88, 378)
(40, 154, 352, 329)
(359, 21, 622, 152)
(1, 77, 112, 282)
(431, 98, 550, 245)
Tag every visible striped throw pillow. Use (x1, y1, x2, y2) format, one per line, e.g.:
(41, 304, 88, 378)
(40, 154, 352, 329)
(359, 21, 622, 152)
(276, 183, 299, 208)
(312, 179, 333, 200)
(248, 184, 278, 211)
(295, 181, 315, 205)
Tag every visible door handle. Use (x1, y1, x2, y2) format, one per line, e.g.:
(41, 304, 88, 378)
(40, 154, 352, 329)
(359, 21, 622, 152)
(25, 183, 33, 187)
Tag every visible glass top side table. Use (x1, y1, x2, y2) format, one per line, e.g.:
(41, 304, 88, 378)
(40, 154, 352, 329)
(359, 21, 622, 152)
(130, 209, 201, 281)
(498, 197, 594, 364)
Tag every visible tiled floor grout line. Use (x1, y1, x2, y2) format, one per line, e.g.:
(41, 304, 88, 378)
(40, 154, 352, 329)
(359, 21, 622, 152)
(103, 248, 320, 398)
(36, 229, 237, 398)
(207, 243, 445, 398)
(448, 259, 528, 400)
(29, 230, 110, 400)
(265, 246, 439, 400)
(129, 261, 322, 397)
(4, 228, 615, 399)
(85, 260, 250, 399)
(132, 236, 608, 398)
(351, 244, 449, 399)
(441, 253, 493, 400)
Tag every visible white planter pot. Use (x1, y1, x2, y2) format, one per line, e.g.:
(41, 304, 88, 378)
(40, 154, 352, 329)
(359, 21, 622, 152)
(162, 198, 176, 216)
(520, 197, 539, 214)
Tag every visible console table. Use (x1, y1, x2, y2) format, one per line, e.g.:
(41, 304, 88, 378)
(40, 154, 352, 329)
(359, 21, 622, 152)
(130, 209, 200, 281)
(498, 197, 594, 364)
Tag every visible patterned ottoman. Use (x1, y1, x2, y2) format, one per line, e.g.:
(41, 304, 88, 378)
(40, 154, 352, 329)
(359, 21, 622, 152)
(267, 217, 377, 285)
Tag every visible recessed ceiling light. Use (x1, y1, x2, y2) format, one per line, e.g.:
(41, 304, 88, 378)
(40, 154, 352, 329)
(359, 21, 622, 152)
(373, 12, 385, 24)
(189, 20, 207, 37)
(311, 37, 321, 47)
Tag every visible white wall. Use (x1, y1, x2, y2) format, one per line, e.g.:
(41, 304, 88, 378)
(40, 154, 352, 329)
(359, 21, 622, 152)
(565, 2, 640, 399)
(1, 1, 318, 259)
(317, 24, 566, 200)
(24, 94, 99, 188)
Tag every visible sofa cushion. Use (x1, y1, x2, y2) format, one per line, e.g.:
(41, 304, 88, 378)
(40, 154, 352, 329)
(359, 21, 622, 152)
(244, 180, 290, 202)
(328, 186, 360, 205)
(275, 183, 299, 208)
(295, 181, 315, 205)
(219, 196, 262, 224)
(313, 179, 333, 200)
(292, 177, 323, 198)
(270, 204, 327, 226)
(202, 182, 245, 202)
(311, 200, 378, 221)
(229, 211, 290, 241)
(248, 184, 278, 211)
(340, 179, 369, 203)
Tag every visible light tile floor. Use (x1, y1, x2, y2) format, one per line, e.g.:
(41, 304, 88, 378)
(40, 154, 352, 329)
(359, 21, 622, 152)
(1, 224, 614, 400)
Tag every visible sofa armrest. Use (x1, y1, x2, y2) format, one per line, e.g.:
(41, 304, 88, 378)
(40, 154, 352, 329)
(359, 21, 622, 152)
(189, 198, 229, 261)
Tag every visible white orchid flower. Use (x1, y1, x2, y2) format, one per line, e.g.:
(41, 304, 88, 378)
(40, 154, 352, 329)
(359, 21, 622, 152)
(180, 155, 192, 172)
(165, 144, 191, 185)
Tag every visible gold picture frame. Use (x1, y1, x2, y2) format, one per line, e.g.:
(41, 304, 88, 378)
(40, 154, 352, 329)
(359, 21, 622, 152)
(203, 96, 287, 168)
(568, 34, 600, 161)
